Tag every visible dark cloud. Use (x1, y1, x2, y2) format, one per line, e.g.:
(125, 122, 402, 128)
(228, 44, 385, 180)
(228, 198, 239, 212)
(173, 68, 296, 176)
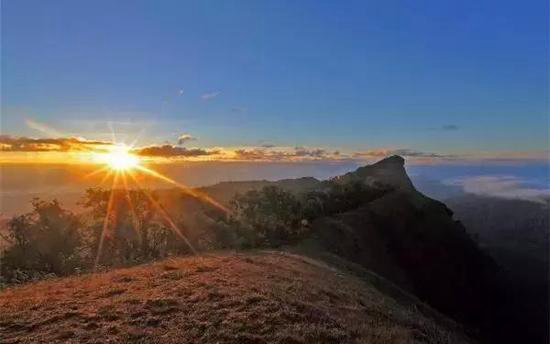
(0, 135, 111, 152)
(135, 145, 217, 158)
(294, 147, 326, 158)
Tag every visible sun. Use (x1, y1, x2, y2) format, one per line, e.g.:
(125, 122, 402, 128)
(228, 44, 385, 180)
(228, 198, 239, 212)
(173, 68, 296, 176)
(96, 144, 140, 171)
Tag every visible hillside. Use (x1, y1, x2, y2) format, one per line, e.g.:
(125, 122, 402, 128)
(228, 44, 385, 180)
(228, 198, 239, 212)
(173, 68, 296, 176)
(0, 252, 472, 344)
(198, 157, 501, 334)
(446, 195, 549, 343)
(301, 157, 500, 332)
(197, 177, 322, 206)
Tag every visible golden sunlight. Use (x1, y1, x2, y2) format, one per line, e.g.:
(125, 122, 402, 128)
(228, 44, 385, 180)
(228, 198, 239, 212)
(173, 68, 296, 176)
(95, 144, 140, 171)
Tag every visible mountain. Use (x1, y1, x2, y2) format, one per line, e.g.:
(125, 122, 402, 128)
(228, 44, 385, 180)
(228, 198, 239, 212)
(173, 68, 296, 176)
(335, 155, 416, 191)
(198, 177, 322, 207)
(300, 157, 500, 334)
(447, 195, 549, 343)
(446, 195, 549, 265)
(197, 156, 502, 338)
(0, 252, 473, 344)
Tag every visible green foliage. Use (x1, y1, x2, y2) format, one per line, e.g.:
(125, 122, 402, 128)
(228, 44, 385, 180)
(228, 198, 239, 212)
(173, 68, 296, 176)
(0, 189, 198, 285)
(230, 186, 306, 247)
(304, 179, 391, 217)
(228, 181, 391, 248)
(0, 199, 83, 283)
(0, 179, 392, 286)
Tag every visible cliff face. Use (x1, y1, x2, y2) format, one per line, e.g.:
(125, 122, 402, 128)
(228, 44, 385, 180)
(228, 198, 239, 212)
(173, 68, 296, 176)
(336, 155, 416, 192)
(310, 156, 500, 333)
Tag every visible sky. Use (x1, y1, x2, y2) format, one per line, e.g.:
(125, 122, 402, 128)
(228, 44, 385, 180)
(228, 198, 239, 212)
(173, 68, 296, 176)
(1, 0, 548, 165)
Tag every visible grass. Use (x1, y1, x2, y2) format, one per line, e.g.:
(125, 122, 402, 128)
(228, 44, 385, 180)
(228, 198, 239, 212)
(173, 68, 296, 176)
(0, 251, 473, 343)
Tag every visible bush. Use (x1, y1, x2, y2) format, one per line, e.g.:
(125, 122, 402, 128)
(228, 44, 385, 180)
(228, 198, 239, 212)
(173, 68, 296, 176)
(0, 199, 83, 283)
(230, 186, 307, 247)
(81, 188, 193, 266)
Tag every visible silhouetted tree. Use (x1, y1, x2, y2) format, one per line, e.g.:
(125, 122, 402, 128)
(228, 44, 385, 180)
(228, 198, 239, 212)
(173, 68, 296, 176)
(81, 188, 190, 266)
(0, 199, 83, 283)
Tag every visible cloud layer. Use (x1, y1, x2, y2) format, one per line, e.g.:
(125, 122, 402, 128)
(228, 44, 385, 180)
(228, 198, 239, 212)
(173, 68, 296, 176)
(451, 175, 550, 203)
(353, 148, 453, 159)
(0, 135, 111, 152)
(134, 145, 218, 158)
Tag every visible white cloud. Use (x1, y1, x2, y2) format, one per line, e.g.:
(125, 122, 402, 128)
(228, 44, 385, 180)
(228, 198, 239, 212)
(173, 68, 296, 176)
(177, 133, 197, 145)
(201, 91, 221, 100)
(448, 175, 550, 203)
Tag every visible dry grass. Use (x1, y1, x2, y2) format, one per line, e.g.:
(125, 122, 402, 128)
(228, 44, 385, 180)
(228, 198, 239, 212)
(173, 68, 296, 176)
(0, 251, 472, 343)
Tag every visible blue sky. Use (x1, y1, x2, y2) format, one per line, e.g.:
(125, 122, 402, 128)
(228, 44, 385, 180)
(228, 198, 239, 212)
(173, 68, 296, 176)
(2, 0, 548, 159)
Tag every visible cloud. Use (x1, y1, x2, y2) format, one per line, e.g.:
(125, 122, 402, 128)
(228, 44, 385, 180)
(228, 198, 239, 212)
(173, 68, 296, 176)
(177, 134, 197, 145)
(449, 175, 550, 203)
(0, 135, 112, 152)
(232, 146, 335, 161)
(353, 148, 453, 159)
(201, 91, 221, 100)
(294, 147, 327, 158)
(134, 145, 218, 158)
(441, 124, 459, 131)
(257, 140, 275, 148)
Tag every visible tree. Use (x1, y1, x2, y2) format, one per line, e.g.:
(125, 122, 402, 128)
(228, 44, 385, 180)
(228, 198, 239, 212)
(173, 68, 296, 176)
(230, 186, 306, 247)
(81, 188, 192, 267)
(0, 199, 83, 283)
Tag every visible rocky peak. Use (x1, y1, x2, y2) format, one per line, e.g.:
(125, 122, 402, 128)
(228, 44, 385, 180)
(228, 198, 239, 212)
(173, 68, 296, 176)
(341, 155, 415, 192)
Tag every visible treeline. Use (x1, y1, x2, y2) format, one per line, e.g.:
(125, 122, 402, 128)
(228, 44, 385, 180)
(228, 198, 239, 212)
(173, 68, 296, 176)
(0, 189, 200, 286)
(0, 179, 391, 287)
(228, 179, 391, 248)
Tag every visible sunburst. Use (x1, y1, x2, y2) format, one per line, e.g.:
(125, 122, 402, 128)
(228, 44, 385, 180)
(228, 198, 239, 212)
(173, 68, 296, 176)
(93, 144, 140, 172)
(86, 131, 228, 270)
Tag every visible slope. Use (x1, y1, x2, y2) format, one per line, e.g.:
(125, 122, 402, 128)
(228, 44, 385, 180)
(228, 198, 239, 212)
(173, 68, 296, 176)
(0, 251, 472, 344)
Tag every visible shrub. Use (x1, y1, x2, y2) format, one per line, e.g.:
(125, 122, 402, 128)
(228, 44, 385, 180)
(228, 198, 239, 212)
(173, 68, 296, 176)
(0, 199, 83, 283)
(230, 186, 307, 247)
(81, 188, 193, 266)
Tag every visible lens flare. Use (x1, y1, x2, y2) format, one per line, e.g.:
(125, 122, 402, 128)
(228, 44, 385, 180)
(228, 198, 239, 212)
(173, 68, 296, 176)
(95, 144, 140, 171)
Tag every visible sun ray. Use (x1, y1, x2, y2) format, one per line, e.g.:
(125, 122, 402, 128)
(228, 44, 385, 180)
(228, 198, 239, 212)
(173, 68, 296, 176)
(128, 172, 197, 254)
(94, 172, 120, 270)
(99, 169, 114, 187)
(129, 128, 146, 149)
(121, 172, 141, 241)
(84, 165, 110, 179)
(108, 121, 117, 144)
(135, 165, 228, 214)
